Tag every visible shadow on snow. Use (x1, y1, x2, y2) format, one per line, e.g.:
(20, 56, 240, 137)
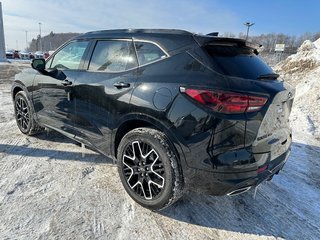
(159, 141, 320, 239)
(0, 131, 112, 163)
(1, 130, 320, 239)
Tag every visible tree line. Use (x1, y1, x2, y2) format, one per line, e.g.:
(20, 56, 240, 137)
(28, 31, 320, 54)
(28, 32, 80, 52)
(223, 32, 320, 53)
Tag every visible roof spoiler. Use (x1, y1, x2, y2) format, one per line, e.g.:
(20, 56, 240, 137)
(206, 32, 219, 36)
(194, 34, 263, 54)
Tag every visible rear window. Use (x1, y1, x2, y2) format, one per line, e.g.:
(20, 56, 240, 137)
(205, 44, 274, 79)
(134, 41, 167, 65)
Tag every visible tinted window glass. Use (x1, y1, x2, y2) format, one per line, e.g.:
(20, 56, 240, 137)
(134, 41, 166, 65)
(205, 45, 274, 79)
(88, 40, 137, 72)
(51, 41, 89, 70)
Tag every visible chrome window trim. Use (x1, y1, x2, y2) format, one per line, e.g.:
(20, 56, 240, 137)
(85, 38, 170, 73)
(133, 39, 170, 57)
(136, 55, 168, 68)
(133, 39, 170, 68)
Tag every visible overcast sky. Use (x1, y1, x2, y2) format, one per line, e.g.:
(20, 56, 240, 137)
(1, 0, 319, 50)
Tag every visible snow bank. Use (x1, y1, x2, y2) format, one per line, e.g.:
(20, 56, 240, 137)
(274, 39, 320, 84)
(275, 38, 320, 140)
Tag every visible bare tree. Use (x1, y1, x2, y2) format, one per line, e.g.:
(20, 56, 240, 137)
(28, 32, 80, 52)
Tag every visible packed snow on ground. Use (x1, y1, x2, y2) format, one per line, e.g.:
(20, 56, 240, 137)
(0, 54, 319, 239)
(275, 38, 320, 140)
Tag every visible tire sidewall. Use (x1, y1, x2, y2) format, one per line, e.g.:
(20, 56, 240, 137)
(117, 128, 176, 210)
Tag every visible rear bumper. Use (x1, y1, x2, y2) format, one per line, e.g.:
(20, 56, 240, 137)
(185, 149, 290, 195)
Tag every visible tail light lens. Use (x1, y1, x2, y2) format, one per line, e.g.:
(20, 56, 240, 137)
(257, 165, 268, 174)
(180, 87, 267, 114)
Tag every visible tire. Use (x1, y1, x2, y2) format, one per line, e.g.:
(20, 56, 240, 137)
(14, 91, 43, 135)
(117, 127, 183, 210)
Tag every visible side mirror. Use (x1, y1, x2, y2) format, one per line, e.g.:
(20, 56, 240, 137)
(31, 59, 46, 71)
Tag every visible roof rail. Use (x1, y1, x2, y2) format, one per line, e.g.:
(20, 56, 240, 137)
(85, 29, 193, 36)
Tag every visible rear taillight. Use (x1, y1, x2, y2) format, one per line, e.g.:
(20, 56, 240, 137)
(257, 165, 268, 174)
(180, 87, 267, 114)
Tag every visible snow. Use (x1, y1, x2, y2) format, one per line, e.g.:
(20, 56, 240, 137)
(274, 38, 320, 82)
(314, 38, 320, 49)
(275, 38, 320, 140)
(1, 51, 320, 240)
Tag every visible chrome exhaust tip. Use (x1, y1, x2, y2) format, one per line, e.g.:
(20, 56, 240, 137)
(227, 186, 251, 196)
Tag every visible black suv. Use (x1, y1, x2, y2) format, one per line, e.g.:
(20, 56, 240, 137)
(12, 29, 295, 210)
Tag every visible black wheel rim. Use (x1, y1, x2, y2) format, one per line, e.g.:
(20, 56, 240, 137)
(122, 141, 165, 200)
(15, 96, 30, 131)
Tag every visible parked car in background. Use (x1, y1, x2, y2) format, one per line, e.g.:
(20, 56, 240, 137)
(11, 29, 295, 210)
(34, 51, 44, 59)
(20, 51, 30, 60)
(5, 50, 14, 59)
(6, 50, 21, 59)
(48, 50, 55, 56)
(43, 52, 50, 59)
(29, 52, 35, 59)
(13, 50, 20, 59)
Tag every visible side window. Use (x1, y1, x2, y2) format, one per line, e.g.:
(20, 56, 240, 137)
(88, 40, 137, 72)
(134, 41, 167, 65)
(50, 41, 89, 70)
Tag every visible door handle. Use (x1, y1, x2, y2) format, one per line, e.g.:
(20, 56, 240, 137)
(61, 80, 72, 86)
(113, 82, 130, 89)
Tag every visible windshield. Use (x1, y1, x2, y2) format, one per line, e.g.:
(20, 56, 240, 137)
(205, 44, 274, 79)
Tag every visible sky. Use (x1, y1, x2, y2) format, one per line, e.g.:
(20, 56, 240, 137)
(1, 0, 319, 50)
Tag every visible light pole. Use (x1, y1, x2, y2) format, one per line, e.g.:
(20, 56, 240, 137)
(244, 22, 254, 41)
(38, 22, 42, 51)
(25, 30, 28, 50)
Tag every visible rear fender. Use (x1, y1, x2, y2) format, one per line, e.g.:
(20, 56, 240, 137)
(112, 113, 187, 168)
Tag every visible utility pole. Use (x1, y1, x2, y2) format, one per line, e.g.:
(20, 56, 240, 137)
(39, 22, 42, 51)
(244, 22, 255, 41)
(0, 2, 6, 61)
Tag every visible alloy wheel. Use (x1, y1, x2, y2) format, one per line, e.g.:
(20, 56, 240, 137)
(15, 97, 30, 131)
(122, 140, 165, 200)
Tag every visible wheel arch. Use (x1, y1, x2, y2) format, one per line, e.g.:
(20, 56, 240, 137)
(113, 115, 186, 168)
(11, 82, 29, 100)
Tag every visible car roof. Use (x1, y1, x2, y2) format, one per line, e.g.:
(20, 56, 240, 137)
(72, 29, 253, 53)
(74, 29, 197, 52)
(79, 28, 193, 38)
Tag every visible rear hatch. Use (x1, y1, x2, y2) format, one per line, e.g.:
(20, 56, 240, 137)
(250, 83, 295, 159)
(195, 35, 295, 160)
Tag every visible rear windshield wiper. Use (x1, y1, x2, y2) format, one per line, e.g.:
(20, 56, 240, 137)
(257, 73, 279, 80)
